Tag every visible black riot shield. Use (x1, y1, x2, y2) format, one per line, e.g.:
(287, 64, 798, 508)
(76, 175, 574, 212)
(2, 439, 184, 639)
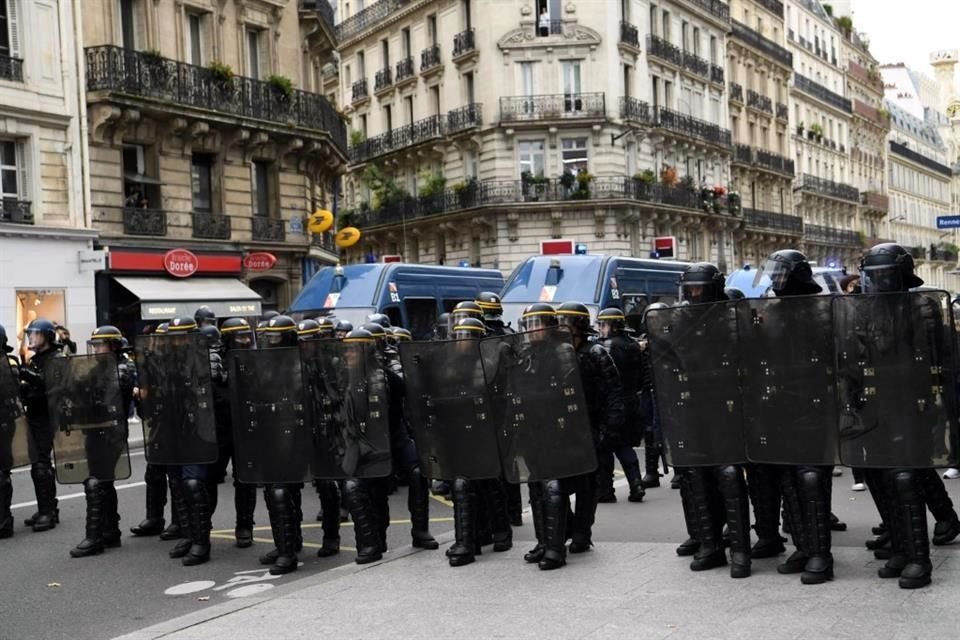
(0, 359, 29, 471)
(299, 340, 392, 479)
(136, 333, 218, 465)
(644, 302, 746, 467)
(44, 355, 131, 484)
(399, 340, 501, 481)
(228, 348, 312, 484)
(834, 291, 958, 469)
(479, 327, 598, 484)
(736, 296, 838, 465)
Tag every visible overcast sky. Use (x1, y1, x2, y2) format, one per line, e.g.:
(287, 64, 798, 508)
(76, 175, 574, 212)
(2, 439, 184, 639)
(848, 0, 960, 76)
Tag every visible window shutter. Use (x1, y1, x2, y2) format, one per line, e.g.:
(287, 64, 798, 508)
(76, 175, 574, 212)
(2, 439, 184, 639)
(16, 140, 27, 198)
(8, 0, 22, 59)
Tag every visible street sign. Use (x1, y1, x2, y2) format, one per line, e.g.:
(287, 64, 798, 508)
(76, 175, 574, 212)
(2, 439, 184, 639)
(937, 215, 960, 229)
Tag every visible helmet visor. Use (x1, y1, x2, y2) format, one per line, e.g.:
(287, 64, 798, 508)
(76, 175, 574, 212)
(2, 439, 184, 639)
(755, 258, 792, 292)
(860, 265, 903, 293)
(521, 314, 554, 332)
(679, 282, 710, 304)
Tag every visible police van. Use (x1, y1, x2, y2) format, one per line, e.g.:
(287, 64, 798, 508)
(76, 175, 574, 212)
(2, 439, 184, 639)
(500, 254, 690, 332)
(289, 263, 505, 339)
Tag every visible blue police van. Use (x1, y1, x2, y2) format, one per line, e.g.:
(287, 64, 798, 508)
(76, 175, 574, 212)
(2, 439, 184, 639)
(500, 255, 690, 331)
(289, 263, 505, 339)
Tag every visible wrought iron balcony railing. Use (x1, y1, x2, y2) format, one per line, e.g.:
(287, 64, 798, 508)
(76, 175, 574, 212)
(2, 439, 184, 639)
(251, 216, 286, 242)
(421, 45, 441, 71)
(299, 0, 337, 38)
(804, 223, 861, 246)
(730, 20, 792, 68)
(85, 46, 346, 155)
(533, 20, 564, 36)
(447, 103, 482, 134)
(796, 174, 860, 202)
(620, 22, 640, 48)
(683, 51, 710, 78)
(711, 65, 724, 84)
(192, 212, 232, 240)
(620, 97, 653, 123)
(860, 191, 889, 213)
(776, 102, 789, 120)
(653, 106, 732, 147)
(678, 0, 730, 21)
(889, 141, 953, 176)
(395, 56, 415, 82)
(0, 55, 24, 83)
(743, 207, 803, 234)
(336, 0, 414, 42)
(123, 207, 167, 236)
(734, 144, 753, 164)
(747, 89, 773, 114)
(647, 34, 684, 67)
(755, 0, 784, 17)
(374, 68, 393, 91)
(453, 28, 476, 57)
(793, 74, 851, 113)
(729, 83, 744, 102)
(350, 114, 444, 163)
(311, 231, 338, 253)
(733, 146, 795, 175)
(0, 199, 32, 224)
(500, 92, 606, 122)
(352, 79, 369, 102)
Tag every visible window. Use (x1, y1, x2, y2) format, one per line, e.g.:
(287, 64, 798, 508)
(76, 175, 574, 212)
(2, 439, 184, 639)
(431, 85, 440, 116)
(0, 139, 25, 200)
(464, 71, 475, 104)
(405, 96, 414, 125)
(402, 28, 411, 58)
(561, 137, 588, 174)
(427, 14, 438, 46)
(251, 161, 272, 217)
(561, 61, 581, 111)
(464, 149, 478, 179)
(118, 0, 136, 50)
(380, 38, 389, 68)
(187, 12, 205, 66)
(383, 105, 392, 131)
(518, 140, 545, 177)
(520, 62, 535, 96)
(122, 144, 160, 208)
(246, 29, 262, 79)
(191, 154, 213, 213)
(404, 298, 437, 340)
(357, 51, 365, 77)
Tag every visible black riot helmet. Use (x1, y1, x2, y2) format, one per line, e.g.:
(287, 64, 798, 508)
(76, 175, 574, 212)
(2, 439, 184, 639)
(261, 310, 280, 322)
(194, 306, 217, 327)
(519, 303, 557, 332)
(860, 243, 924, 293)
(316, 316, 336, 338)
(26, 318, 58, 350)
(361, 322, 388, 347)
(258, 314, 298, 348)
(679, 262, 727, 304)
(556, 301, 596, 337)
(334, 319, 354, 339)
(596, 307, 628, 338)
(0, 323, 10, 353)
(167, 317, 199, 333)
(155, 322, 170, 335)
(88, 325, 124, 354)
(297, 319, 322, 341)
(393, 327, 412, 343)
(434, 313, 451, 340)
(757, 249, 822, 296)
(475, 291, 504, 321)
(452, 317, 487, 340)
(199, 325, 223, 351)
(366, 313, 392, 329)
(221, 317, 254, 350)
(724, 287, 746, 300)
(451, 301, 484, 325)
(342, 328, 376, 344)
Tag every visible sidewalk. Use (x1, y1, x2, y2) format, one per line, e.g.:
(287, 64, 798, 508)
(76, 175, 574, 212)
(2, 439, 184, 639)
(114, 540, 960, 640)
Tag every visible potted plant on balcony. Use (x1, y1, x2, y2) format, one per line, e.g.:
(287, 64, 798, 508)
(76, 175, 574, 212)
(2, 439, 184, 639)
(810, 122, 824, 142)
(633, 169, 656, 198)
(837, 15, 853, 38)
(349, 129, 365, 147)
(417, 170, 447, 214)
(140, 49, 167, 89)
(712, 185, 727, 214)
(699, 187, 715, 213)
(727, 189, 742, 215)
(796, 122, 805, 136)
(521, 171, 549, 201)
(208, 61, 235, 100)
(559, 170, 577, 193)
(268, 74, 295, 101)
(571, 169, 593, 200)
(452, 177, 479, 208)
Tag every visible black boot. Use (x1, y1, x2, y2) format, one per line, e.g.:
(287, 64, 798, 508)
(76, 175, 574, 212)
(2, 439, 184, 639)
(448, 478, 477, 567)
(0, 471, 13, 539)
(182, 478, 211, 566)
(624, 459, 646, 503)
(408, 470, 438, 550)
(777, 467, 808, 575)
(688, 470, 726, 572)
(160, 471, 185, 541)
(569, 475, 597, 554)
(505, 481, 523, 527)
(168, 476, 192, 559)
(642, 443, 661, 488)
(524, 483, 546, 563)
(131, 464, 166, 536)
(344, 479, 382, 564)
(798, 468, 833, 585)
(487, 479, 513, 552)
(71, 479, 105, 558)
(316, 480, 340, 557)
(893, 471, 932, 589)
(919, 469, 960, 546)
(676, 470, 700, 557)
(234, 482, 256, 549)
(538, 481, 567, 570)
(877, 470, 908, 579)
(258, 486, 281, 565)
(746, 464, 785, 559)
(269, 487, 298, 575)
(29, 463, 58, 532)
(101, 482, 121, 549)
(717, 466, 751, 579)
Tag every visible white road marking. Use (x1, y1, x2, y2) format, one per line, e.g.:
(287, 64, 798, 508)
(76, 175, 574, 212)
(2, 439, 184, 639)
(11, 480, 146, 510)
(164, 581, 218, 596)
(11, 449, 145, 474)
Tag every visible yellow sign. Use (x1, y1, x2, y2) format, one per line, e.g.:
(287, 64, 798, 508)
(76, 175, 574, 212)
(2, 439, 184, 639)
(308, 209, 334, 234)
(335, 227, 361, 248)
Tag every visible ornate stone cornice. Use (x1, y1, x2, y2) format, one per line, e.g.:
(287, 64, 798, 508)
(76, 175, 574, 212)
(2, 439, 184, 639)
(497, 23, 602, 52)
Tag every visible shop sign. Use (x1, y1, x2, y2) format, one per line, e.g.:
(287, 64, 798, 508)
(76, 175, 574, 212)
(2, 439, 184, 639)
(243, 252, 278, 272)
(163, 249, 200, 278)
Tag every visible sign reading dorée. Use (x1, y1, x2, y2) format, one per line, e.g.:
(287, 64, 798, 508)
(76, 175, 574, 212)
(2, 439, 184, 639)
(163, 249, 199, 278)
(243, 252, 278, 272)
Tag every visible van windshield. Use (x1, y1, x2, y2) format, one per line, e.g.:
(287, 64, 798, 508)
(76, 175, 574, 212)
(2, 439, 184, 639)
(289, 264, 383, 313)
(501, 258, 604, 305)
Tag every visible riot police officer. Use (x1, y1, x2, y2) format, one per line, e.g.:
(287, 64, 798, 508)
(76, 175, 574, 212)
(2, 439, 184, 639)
(595, 307, 646, 503)
(194, 306, 217, 328)
(433, 313, 451, 340)
(1, 323, 20, 538)
(19, 319, 63, 532)
(71, 326, 137, 557)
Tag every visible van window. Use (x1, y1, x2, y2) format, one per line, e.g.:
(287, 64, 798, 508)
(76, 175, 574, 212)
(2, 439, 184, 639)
(443, 298, 470, 312)
(383, 306, 402, 328)
(404, 298, 437, 340)
(621, 294, 649, 333)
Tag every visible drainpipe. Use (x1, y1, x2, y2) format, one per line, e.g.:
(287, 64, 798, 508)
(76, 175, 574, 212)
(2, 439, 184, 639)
(72, 0, 92, 230)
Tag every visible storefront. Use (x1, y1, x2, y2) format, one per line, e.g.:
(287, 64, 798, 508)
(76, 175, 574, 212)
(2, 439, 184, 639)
(95, 247, 264, 337)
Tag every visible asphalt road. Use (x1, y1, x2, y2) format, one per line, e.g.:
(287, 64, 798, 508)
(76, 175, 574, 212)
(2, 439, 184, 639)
(2, 450, 958, 640)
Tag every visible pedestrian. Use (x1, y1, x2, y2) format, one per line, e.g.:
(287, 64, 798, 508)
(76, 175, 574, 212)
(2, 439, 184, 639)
(55, 324, 77, 356)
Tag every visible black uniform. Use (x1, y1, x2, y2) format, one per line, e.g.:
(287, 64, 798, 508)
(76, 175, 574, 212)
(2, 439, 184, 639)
(597, 330, 646, 503)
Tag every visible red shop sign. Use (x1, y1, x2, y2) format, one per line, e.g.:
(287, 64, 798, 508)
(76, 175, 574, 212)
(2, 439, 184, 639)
(243, 252, 278, 272)
(163, 249, 200, 278)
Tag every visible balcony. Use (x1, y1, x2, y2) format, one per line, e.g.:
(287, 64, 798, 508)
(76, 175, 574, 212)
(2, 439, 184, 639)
(85, 46, 346, 156)
(374, 68, 393, 92)
(847, 60, 884, 92)
(532, 20, 564, 36)
(620, 22, 640, 49)
(123, 207, 167, 237)
(311, 231, 339, 254)
(682, 51, 710, 79)
(653, 106, 732, 148)
(853, 99, 889, 128)
(0, 55, 24, 83)
(447, 103, 482, 134)
(0, 199, 33, 224)
(336, 0, 415, 43)
(677, 0, 730, 22)
(889, 141, 952, 176)
(350, 114, 443, 164)
(776, 102, 789, 121)
(734, 144, 752, 164)
(730, 20, 792, 69)
(647, 34, 684, 68)
(620, 97, 653, 124)
(251, 216, 286, 243)
(804, 224, 861, 247)
(421, 45, 441, 73)
(755, 0, 784, 17)
(710, 65, 724, 85)
(793, 74, 851, 113)
(729, 83, 744, 102)
(395, 57, 415, 83)
(500, 92, 606, 123)
(299, 0, 337, 41)
(743, 208, 803, 234)
(796, 174, 859, 203)
(860, 191, 889, 215)
(192, 213, 232, 240)
(733, 146, 794, 176)
(351, 79, 369, 103)
(747, 90, 773, 114)
(453, 29, 476, 59)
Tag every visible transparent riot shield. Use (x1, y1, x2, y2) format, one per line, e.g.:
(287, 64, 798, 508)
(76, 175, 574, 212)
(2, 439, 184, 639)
(644, 302, 747, 467)
(834, 291, 958, 468)
(0, 359, 29, 471)
(227, 348, 312, 484)
(299, 340, 392, 479)
(399, 340, 501, 481)
(479, 327, 598, 483)
(135, 333, 218, 465)
(45, 354, 131, 484)
(736, 296, 839, 465)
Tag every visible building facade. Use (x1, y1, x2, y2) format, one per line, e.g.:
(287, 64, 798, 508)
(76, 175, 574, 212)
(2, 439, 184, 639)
(334, 0, 741, 273)
(82, 0, 346, 333)
(0, 0, 98, 355)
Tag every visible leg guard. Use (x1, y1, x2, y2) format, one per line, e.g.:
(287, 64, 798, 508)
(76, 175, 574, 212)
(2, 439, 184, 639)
(343, 478, 382, 564)
(258, 486, 281, 565)
(267, 486, 298, 575)
(70, 478, 105, 558)
(100, 482, 121, 548)
(505, 481, 523, 527)
(168, 475, 193, 559)
(688, 468, 726, 572)
(408, 469, 438, 549)
(448, 478, 477, 566)
(641, 431, 662, 488)
(676, 469, 700, 556)
(182, 478, 211, 566)
(130, 464, 166, 536)
(487, 479, 513, 552)
(316, 480, 341, 557)
(0, 471, 12, 538)
(524, 482, 546, 563)
(160, 469, 185, 541)
(797, 467, 833, 584)
(716, 466, 751, 578)
(892, 470, 932, 589)
(918, 469, 960, 546)
(569, 474, 597, 553)
(777, 466, 808, 574)
(617, 446, 645, 503)
(538, 480, 567, 570)
(29, 462, 58, 532)
(234, 481, 256, 549)
(746, 464, 784, 558)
